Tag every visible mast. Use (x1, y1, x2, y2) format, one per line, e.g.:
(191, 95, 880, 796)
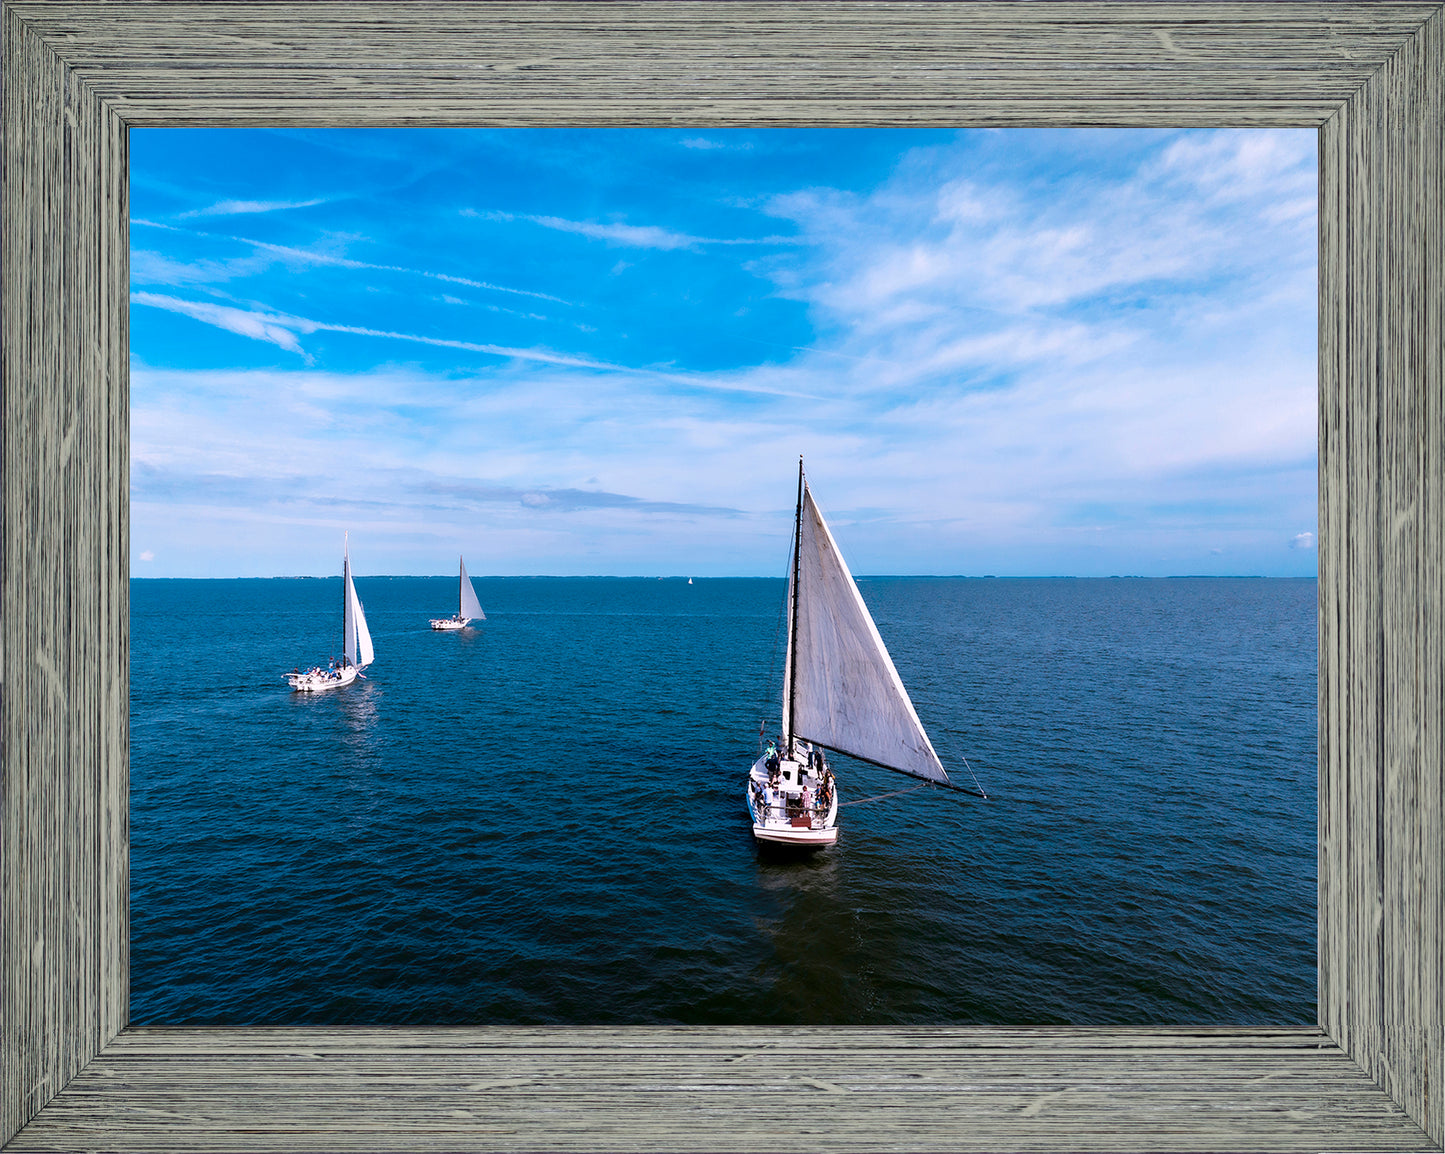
(341, 532, 350, 667)
(458, 554, 464, 616)
(786, 456, 804, 753)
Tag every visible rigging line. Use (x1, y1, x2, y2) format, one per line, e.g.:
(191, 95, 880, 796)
(786, 456, 804, 751)
(838, 783, 932, 807)
(760, 530, 795, 743)
(937, 725, 990, 800)
(961, 753, 989, 800)
(800, 739, 987, 799)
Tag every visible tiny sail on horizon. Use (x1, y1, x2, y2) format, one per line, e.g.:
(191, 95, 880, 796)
(781, 482, 949, 786)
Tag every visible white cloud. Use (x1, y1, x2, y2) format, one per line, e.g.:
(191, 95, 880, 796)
(1157, 130, 1315, 206)
(131, 248, 278, 287)
(132, 290, 824, 403)
(180, 197, 330, 218)
(132, 291, 610, 369)
(766, 130, 1317, 336)
(131, 218, 568, 301)
(133, 293, 309, 354)
(528, 215, 701, 250)
(473, 209, 796, 251)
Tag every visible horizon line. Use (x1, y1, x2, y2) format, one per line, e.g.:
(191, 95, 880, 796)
(129, 572, 1319, 581)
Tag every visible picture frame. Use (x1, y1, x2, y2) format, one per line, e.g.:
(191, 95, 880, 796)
(3, 3, 1441, 1149)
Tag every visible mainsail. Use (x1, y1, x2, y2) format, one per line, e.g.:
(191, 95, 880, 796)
(782, 479, 949, 786)
(458, 556, 486, 621)
(342, 543, 375, 668)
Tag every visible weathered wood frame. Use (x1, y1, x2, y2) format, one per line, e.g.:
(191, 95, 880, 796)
(2, 3, 1442, 1151)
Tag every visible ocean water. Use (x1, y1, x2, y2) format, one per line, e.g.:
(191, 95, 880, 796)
(130, 576, 1317, 1026)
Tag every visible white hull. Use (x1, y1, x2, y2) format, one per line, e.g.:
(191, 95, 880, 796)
(287, 664, 359, 693)
(751, 822, 839, 848)
(746, 753, 839, 848)
(430, 616, 469, 631)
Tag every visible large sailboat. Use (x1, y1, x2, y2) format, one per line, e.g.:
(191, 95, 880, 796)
(430, 555, 486, 630)
(286, 535, 375, 692)
(746, 460, 966, 848)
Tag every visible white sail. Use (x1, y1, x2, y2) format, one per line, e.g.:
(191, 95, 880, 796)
(458, 556, 485, 621)
(342, 543, 374, 668)
(350, 575, 374, 667)
(783, 483, 949, 785)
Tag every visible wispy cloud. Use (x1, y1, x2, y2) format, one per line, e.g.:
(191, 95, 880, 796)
(180, 197, 332, 218)
(133, 291, 608, 368)
(764, 129, 1316, 326)
(528, 214, 705, 250)
(132, 218, 568, 302)
(133, 289, 826, 401)
(468, 209, 797, 251)
(1156, 130, 1316, 223)
(133, 293, 310, 354)
(406, 475, 742, 517)
(132, 458, 739, 519)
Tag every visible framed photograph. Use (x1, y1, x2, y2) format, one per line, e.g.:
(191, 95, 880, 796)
(3, 3, 1441, 1150)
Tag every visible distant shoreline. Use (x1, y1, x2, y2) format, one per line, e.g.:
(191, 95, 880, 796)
(129, 573, 1320, 582)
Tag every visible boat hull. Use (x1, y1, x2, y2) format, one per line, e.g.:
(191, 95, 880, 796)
(287, 665, 359, 692)
(430, 617, 468, 631)
(746, 753, 839, 848)
(751, 822, 839, 848)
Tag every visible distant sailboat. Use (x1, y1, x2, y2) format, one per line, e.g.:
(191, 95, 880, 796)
(746, 459, 966, 848)
(286, 535, 374, 692)
(430, 556, 485, 630)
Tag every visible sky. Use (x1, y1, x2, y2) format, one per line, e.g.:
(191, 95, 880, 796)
(130, 127, 1318, 578)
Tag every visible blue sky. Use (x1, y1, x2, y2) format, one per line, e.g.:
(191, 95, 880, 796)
(130, 128, 1318, 578)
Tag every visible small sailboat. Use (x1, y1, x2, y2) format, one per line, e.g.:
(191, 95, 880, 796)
(286, 535, 374, 692)
(747, 459, 965, 848)
(430, 556, 485, 630)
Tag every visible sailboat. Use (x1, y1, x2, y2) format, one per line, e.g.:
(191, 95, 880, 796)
(746, 459, 965, 848)
(286, 535, 375, 692)
(430, 555, 485, 630)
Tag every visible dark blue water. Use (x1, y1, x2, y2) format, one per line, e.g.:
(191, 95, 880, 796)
(130, 576, 1317, 1026)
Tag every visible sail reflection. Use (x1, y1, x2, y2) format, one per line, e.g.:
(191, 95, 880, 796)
(337, 678, 380, 739)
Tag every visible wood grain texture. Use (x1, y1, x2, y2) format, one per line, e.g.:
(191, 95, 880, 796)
(1, 2, 1443, 1151)
(1318, 2, 1445, 1143)
(6, 1026, 1440, 1153)
(0, 5, 128, 1149)
(6, 1, 1443, 128)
